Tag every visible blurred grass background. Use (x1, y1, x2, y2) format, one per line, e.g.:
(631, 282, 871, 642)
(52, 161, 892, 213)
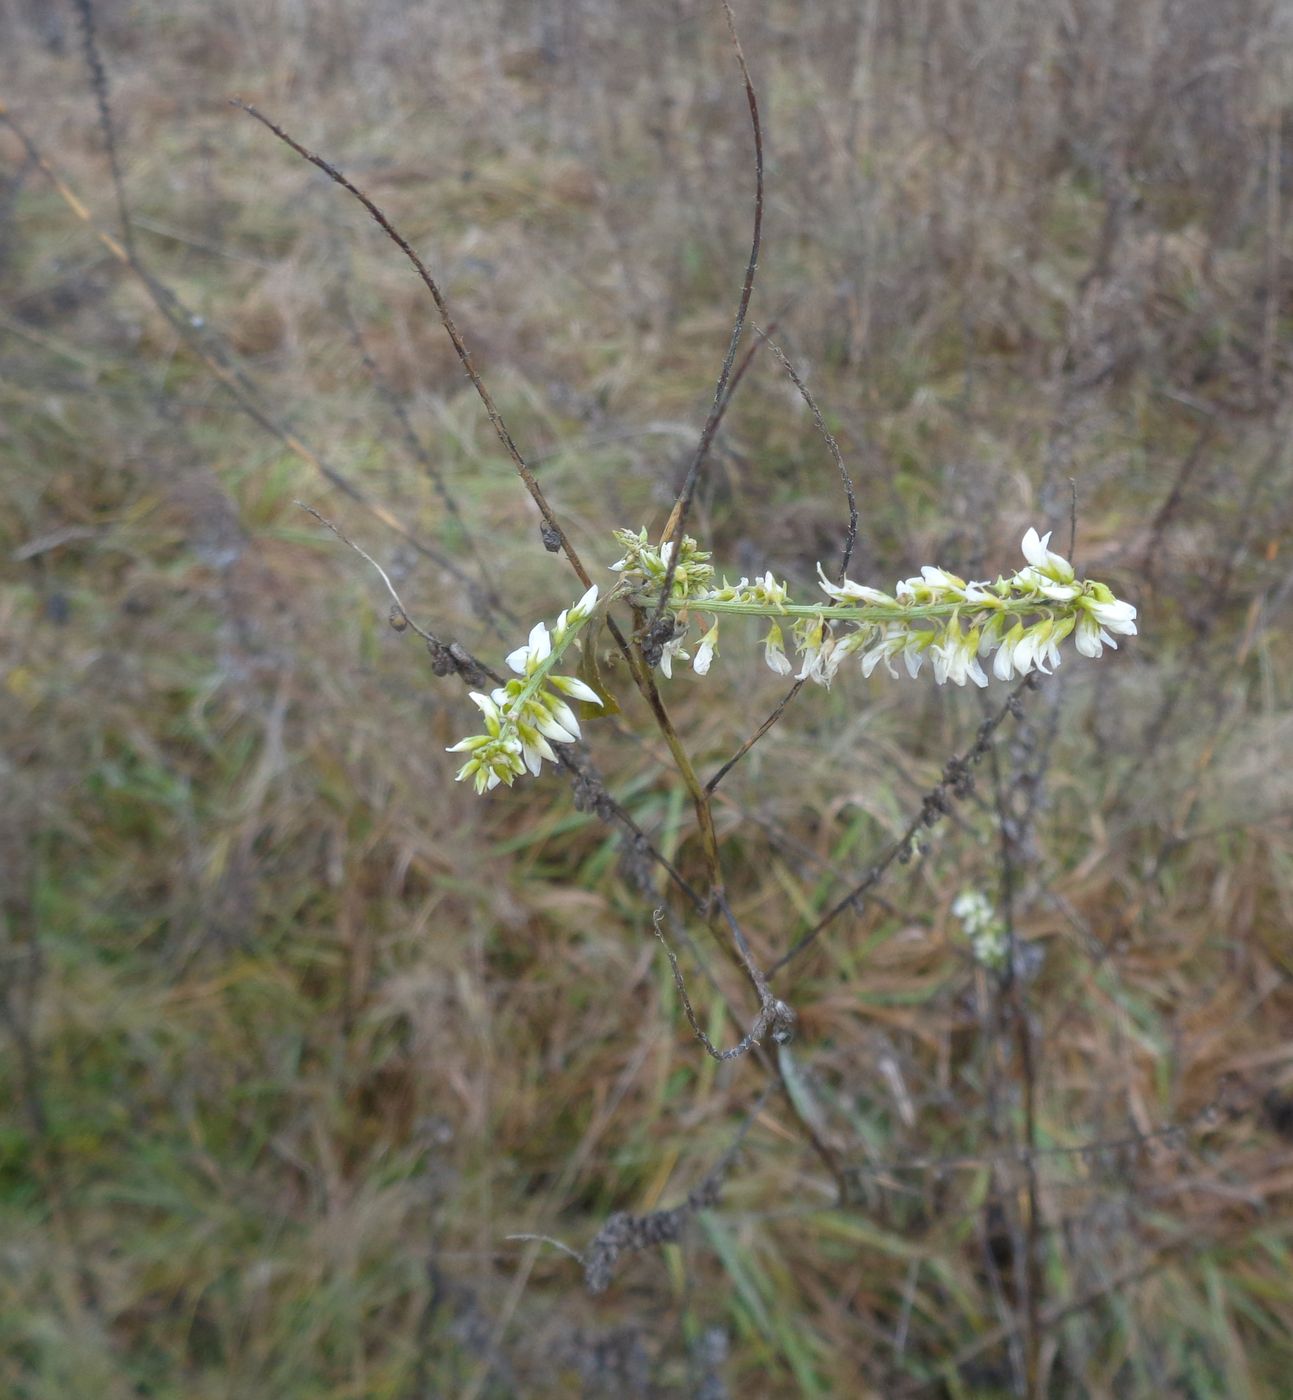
(2, 0, 1293, 1395)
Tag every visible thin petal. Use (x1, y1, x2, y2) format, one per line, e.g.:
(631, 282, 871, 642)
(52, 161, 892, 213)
(546, 696, 583, 740)
(549, 674, 602, 706)
(534, 711, 578, 744)
(528, 621, 551, 663)
(1021, 527, 1048, 569)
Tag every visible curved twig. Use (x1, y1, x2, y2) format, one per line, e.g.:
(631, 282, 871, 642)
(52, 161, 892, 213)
(653, 0, 764, 621)
(232, 99, 595, 589)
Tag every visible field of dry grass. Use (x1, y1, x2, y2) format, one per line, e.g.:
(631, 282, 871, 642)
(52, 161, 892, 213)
(3, 1, 1293, 1395)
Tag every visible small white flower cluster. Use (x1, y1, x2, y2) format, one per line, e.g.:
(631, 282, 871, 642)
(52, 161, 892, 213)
(699, 572, 794, 677)
(689, 527, 1138, 689)
(609, 528, 728, 678)
(951, 889, 1008, 971)
(609, 528, 715, 605)
(447, 586, 602, 793)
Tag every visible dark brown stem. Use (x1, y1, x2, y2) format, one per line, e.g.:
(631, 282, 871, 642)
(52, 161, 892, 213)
(755, 324, 858, 580)
(0, 105, 476, 606)
(706, 679, 806, 793)
(232, 99, 595, 590)
(770, 678, 1035, 976)
(653, 0, 764, 620)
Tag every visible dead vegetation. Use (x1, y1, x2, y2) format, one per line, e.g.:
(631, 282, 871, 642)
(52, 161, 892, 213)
(2, 1, 1292, 1395)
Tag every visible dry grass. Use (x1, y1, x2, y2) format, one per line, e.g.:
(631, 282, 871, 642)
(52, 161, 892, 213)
(2, 1, 1293, 1395)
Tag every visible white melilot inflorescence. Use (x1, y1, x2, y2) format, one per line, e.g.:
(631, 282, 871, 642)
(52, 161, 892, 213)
(671, 526, 1137, 689)
(952, 889, 1009, 970)
(447, 527, 1138, 793)
(447, 585, 602, 793)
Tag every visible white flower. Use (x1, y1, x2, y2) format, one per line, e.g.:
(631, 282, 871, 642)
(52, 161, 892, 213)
(1015, 619, 1056, 675)
(1020, 527, 1076, 584)
(1083, 593, 1137, 635)
(816, 563, 895, 606)
(860, 626, 906, 679)
(1042, 616, 1073, 671)
(952, 889, 993, 930)
(446, 692, 527, 792)
(1074, 609, 1116, 658)
(932, 622, 988, 688)
(567, 583, 599, 622)
(920, 565, 967, 594)
(821, 629, 865, 681)
(962, 581, 1000, 605)
(1015, 567, 1081, 602)
(693, 623, 719, 675)
(896, 565, 968, 602)
(548, 674, 602, 705)
(448, 584, 607, 794)
(545, 693, 583, 742)
(498, 688, 578, 744)
(794, 617, 837, 685)
(505, 620, 552, 675)
(992, 622, 1026, 680)
(514, 721, 557, 776)
(659, 633, 690, 679)
(469, 690, 503, 727)
(763, 623, 793, 675)
(952, 889, 1008, 969)
(1010, 624, 1042, 677)
(745, 571, 789, 608)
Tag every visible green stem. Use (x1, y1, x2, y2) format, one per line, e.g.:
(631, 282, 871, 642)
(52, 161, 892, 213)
(680, 594, 1063, 624)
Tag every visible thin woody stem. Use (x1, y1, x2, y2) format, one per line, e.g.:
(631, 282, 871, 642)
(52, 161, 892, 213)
(233, 99, 596, 591)
(619, 639, 726, 902)
(653, 0, 764, 622)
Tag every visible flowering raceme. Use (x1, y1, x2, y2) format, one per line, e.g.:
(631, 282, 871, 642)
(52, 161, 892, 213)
(447, 585, 602, 792)
(638, 526, 1137, 691)
(952, 889, 1008, 970)
(448, 528, 1137, 791)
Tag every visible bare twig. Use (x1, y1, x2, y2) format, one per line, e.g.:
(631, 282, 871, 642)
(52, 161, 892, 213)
(770, 678, 1037, 975)
(841, 1084, 1229, 1187)
(756, 324, 858, 579)
(986, 735, 1043, 1393)
(503, 1233, 585, 1265)
(232, 99, 595, 589)
(70, 0, 134, 258)
(706, 678, 806, 793)
(0, 105, 474, 599)
(653, 0, 764, 620)
(1067, 477, 1078, 563)
(330, 255, 515, 627)
(703, 327, 857, 795)
(583, 1090, 770, 1293)
(295, 502, 503, 687)
(653, 908, 794, 1062)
